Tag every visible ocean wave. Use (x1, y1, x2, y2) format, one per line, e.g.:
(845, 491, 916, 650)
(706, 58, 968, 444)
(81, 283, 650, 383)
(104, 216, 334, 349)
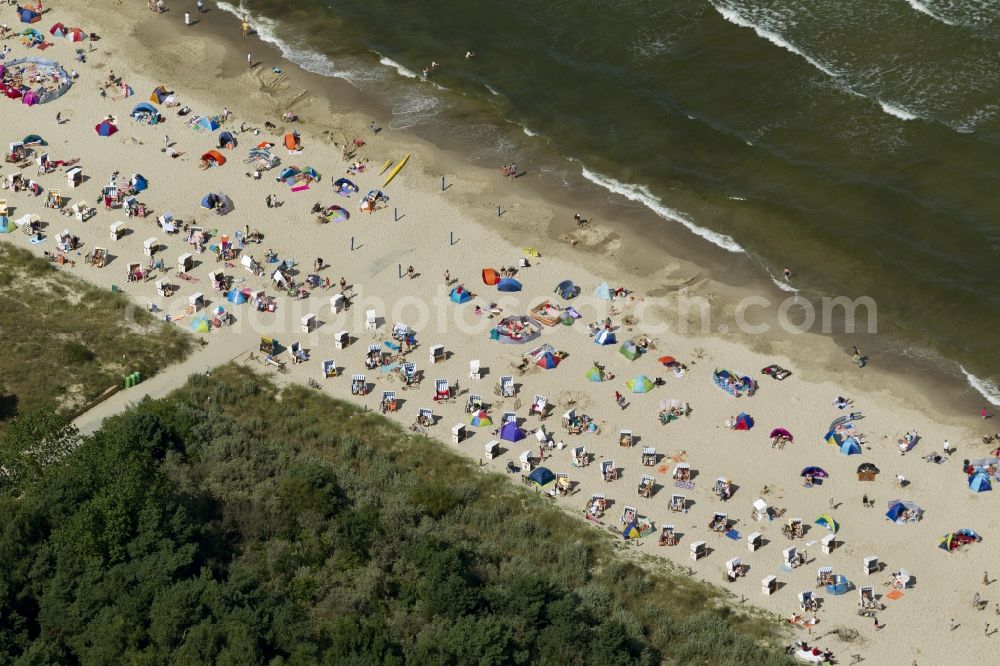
(378, 55, 418, 79)
(770, 276, 797, 293)
(904, 0, 957, 26)
(580, 168, 745, 254)
(216, 2, 380, 84)
(523, 127, 537, 137)
(878, 100, 919, 121)
(484, 84, 500, 97)
(711, 3, 839, 78)
(961, 366, 1000, 407)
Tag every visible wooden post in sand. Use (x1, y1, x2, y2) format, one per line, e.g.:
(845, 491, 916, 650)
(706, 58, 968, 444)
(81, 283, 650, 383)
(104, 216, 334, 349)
(398, 264, 402, 278)
(393, 207, 398, 221)
(350, 236, 355, 251)
(497, 206, 501, 217)
(449, 231, 455, 246)
(441, 176, 445, 191)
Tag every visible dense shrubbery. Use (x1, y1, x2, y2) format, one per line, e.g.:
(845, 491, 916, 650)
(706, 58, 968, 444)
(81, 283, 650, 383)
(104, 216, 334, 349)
(0, 366, 791, 664)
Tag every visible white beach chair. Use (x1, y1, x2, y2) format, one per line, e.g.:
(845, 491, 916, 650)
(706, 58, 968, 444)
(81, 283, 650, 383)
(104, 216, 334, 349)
(469, 359, 480, 379)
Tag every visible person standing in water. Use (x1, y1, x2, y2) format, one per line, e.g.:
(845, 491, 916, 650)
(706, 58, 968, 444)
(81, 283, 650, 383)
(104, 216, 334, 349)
(783, 267, 792, 280)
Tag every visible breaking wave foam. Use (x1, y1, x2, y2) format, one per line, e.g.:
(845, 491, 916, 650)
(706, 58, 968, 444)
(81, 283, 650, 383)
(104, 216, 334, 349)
(378, 56, 418, 79)
(905, 0, 957, 26)
(878, 100, 919, 121)
(711, 3, 839, 78)
(580, 168, 744, 254)
(961, 367, 1000, 407)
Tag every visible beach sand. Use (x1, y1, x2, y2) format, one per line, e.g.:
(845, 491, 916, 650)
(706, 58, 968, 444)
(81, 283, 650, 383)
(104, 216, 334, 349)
(2, 2, 996, 664)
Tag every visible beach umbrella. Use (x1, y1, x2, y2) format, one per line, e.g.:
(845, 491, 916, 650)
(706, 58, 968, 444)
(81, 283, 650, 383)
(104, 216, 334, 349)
(584, 366, 603, 382)
(939, 529, 980, 551)
(49, 22, 65, 36)
(497, 277, 522, 292)
(469, 410, 492, 427)
(770, 427, 793, 441)
(800, 466, 828, 478)
(733, 412, 754, 430)
(536, 351, 560, 369)
(190, 316, 210, 333)
(332, 177, 357, 195)
(626, 375, 654, 393)
(527, 467, 555, 487)
(500, 421, 526, 442)
(815, 514, 838, 533)
(94, 120, 118, 137)
(657, 355, 676, 366)
(65, 27, 86, 42)
(22, 134, 46, 146)
(328, 205, 349, 223)
(856, 462, 879, 476)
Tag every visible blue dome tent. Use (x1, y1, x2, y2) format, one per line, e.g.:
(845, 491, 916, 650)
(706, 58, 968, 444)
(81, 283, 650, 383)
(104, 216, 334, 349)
(130, 102, 158, 117)
(226, 290, 247, 305)
(555, 280, 578, 299)
(497, 277, 522, 292)
(527, 467, 555, 487)
(218, 130, 236, 148)
(969, 472, 992, 493)
(500, 421, 526, 442)
(449, 286, 472, 304)
(594, 329, 616, 346)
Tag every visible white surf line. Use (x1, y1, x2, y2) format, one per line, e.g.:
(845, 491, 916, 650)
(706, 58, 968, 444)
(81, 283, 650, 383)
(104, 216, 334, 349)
(904, 0, 958, 26)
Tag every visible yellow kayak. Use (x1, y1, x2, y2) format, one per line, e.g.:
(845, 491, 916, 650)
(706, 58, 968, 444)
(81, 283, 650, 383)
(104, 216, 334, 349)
(378, 159, 393, 175)
(383, 154, 410, 187)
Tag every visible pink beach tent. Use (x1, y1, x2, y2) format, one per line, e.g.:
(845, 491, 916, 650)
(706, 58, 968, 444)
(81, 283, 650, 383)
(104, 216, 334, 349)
(21, 90, 39, 106)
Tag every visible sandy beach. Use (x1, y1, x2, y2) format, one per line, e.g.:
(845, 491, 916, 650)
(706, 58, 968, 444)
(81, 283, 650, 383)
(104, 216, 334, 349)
(2, 2, 997, 664)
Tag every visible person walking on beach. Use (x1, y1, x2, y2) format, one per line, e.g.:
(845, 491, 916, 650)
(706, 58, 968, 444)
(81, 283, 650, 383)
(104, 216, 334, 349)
(241, 18, 250, 37)
(163, 134, 170, 149)
(574, 212, 582, 225)
(247, 52, 253, 67)
(196, 0, 204, 11)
